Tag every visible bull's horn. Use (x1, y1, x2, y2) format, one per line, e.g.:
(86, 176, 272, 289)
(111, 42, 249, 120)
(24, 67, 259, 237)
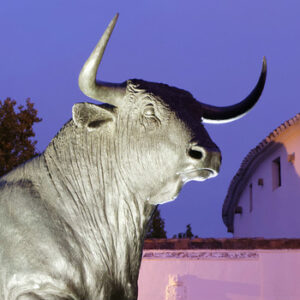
(201, 57, 267, 124)
(78, 13, 125, 106)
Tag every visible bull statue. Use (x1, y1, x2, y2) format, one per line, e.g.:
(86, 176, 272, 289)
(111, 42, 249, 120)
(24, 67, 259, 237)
(0, 14, 266, 300)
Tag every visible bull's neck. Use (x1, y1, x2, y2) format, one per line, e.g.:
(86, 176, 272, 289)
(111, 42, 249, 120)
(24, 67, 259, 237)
(44, 121, 155, 286)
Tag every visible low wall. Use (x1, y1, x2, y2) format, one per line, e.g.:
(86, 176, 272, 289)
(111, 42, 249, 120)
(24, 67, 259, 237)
(138, 239, 300, 300)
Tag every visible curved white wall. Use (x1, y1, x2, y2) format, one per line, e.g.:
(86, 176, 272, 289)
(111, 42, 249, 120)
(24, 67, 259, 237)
(234, 122, 300, 238)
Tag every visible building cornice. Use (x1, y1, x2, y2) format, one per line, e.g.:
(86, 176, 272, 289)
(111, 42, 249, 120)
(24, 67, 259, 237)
(143, 238, 300, 249)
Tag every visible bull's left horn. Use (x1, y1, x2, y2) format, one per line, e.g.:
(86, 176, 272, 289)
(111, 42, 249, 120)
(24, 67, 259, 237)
(78, 13, 126, 106)
(201, 57, 267, 124)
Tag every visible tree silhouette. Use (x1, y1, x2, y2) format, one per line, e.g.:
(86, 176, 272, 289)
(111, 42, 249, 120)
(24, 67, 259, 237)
(0, 98, 42, 177)
(173, 224, 198, 239)
(146, 207, 167, 238)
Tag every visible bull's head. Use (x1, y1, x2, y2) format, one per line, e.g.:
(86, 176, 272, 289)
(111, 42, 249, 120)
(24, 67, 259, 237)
(74, 14, 266, 204)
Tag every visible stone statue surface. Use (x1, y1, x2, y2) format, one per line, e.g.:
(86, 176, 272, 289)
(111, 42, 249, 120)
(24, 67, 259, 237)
(0, 14, 266, 300)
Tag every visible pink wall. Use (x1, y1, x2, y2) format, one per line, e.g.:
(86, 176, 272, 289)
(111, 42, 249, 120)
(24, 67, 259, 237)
(138, 249, 300, 300)
(233, 122, 300, 238)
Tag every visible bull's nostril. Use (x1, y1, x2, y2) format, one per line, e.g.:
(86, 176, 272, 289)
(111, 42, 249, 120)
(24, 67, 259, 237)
(188, 148, 203, 160)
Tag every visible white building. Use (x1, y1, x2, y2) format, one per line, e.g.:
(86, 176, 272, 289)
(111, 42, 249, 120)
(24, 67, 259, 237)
(223, 113, 300, 238)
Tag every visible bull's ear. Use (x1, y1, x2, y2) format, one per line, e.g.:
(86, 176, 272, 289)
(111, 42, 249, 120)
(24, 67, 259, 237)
(72, 103, 115, 131)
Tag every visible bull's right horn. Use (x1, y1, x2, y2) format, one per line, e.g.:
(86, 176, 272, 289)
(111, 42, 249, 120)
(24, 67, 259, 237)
(78, 13, 126, 106)
(201, 57, 267, 124)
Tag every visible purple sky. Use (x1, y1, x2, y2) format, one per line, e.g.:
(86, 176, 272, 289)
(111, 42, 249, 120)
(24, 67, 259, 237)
(1, 1, 300, 238)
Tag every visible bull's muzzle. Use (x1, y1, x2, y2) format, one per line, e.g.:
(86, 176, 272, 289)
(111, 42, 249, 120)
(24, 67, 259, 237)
(180, 144, 221, 182)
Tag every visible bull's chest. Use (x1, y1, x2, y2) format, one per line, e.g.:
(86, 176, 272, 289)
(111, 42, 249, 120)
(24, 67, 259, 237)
(72, 236, 140, 300)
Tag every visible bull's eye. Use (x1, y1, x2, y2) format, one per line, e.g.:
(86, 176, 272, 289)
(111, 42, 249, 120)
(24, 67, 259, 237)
(143, 104, 155, 117)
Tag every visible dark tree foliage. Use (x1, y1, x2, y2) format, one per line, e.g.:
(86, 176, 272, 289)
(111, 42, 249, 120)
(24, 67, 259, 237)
(0, 98, 42, 177)
(172, 224, 198, 239)
(185, 224, 193, 238)
(146, 207, 167, 238)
